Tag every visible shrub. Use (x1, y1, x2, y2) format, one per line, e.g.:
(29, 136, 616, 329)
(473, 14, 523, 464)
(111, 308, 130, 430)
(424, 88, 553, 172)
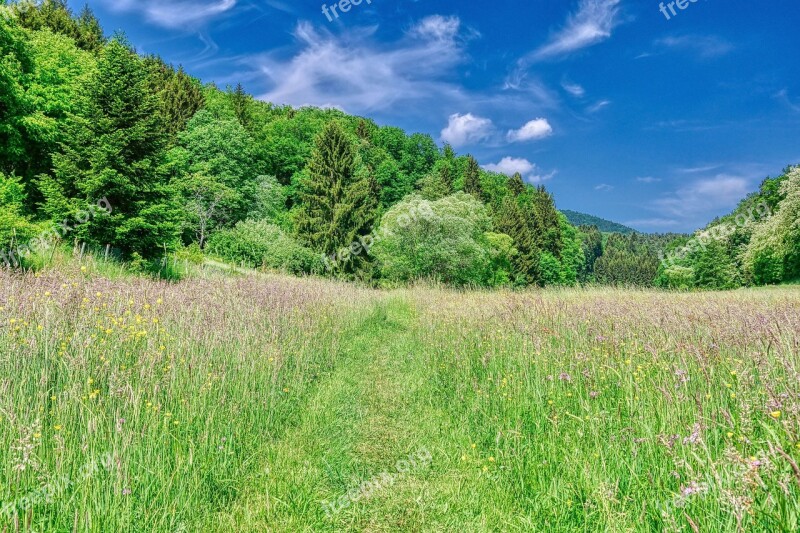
(372, 193, 495, 286)
(207, 219, 321, 274)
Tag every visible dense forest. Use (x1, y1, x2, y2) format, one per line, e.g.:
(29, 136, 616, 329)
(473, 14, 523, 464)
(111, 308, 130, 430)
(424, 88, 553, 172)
(561, 210, 634, 234)
(0, 0, 797, 288)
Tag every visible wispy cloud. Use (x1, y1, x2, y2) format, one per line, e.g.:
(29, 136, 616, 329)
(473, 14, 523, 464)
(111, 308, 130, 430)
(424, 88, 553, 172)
(636, 176, 661, 183)
(507, 118, 553, 142)
(562, 80, 586, 97)
(650, 174, 753, 225)
(656, 34, 734, 59)
(441, 113, 494, 147)
(775, 89, 800, 113)
(244, 17, 469, 112)
(625, 218, 681, 230)
(99, 0, 238, 29)
(594, 183, 614, 191)
(529, 0, 622, 62)
(586, 100, 611, 113)
(677, 164, 721, 174)
(483, 157, 555, 183)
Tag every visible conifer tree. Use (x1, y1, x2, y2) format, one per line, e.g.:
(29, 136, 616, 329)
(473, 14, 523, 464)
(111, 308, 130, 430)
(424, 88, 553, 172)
(509, 172, 525, 196)
(296, 121, 377, 266)
(231, 83, 252, 130)
(496, 195, 540, 284)
(464, 155, 483, 199)
(49, 38, 179, 259)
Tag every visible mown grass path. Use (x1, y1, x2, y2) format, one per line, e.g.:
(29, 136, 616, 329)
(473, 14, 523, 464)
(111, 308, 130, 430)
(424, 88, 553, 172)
(212, 297, 506, 532)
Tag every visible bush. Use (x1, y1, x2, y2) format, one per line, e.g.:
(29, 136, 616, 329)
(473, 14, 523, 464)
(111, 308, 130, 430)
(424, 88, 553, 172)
(207, 220, 321, 274)
(371, 192, 495, 286)
(656, 265, 695, 290)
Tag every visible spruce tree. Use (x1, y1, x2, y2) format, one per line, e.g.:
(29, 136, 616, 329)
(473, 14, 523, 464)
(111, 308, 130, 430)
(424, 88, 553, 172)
(49, 38, 179, 259)
(296, 121, 377, 267)
(530, 185, 563, 258)
(509, 172, 525, 196)
(161, 67, 204, 137)
(496, 195, 540, 284)
(231, 83, 252, 130)
(464, 155, 483, 199)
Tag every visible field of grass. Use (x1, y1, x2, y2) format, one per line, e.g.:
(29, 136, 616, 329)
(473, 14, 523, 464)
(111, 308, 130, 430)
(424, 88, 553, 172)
(1, 264, 800, 531)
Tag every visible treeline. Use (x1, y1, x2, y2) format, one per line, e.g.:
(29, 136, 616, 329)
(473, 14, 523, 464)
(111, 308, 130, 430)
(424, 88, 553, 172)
(0, 1, 795, 288)
(656, 166, 800, 289)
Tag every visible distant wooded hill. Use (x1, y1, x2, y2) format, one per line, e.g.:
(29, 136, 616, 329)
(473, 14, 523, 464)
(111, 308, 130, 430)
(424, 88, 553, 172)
(560, 210, 636, 234)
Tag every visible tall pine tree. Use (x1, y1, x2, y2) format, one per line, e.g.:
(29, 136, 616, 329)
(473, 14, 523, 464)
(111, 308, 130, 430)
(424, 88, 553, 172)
(509, 172, 525, 196)
(296, 121, 377, 268)
(496, 195, 540, 285)
(48, 38, 179, 259)
(464, 155, 483, 199)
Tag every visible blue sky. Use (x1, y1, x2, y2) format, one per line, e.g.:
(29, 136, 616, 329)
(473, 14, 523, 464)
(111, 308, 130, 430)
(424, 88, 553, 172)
(69, 0, 800, 232)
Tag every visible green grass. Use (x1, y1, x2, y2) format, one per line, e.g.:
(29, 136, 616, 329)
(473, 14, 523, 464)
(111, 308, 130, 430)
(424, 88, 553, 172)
(1, 269, 799, 531)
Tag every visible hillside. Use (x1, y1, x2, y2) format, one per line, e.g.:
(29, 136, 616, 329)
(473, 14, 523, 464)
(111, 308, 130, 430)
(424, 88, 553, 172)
(560, 210, 636, 234)
(0, 0, 797, 291)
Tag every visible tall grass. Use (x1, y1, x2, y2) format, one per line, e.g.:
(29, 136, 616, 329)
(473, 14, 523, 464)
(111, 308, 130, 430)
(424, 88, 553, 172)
(0, 268, 798, 531)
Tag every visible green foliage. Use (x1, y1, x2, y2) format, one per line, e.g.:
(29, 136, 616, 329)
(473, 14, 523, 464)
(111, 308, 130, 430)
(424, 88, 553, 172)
(463, 156, 483, 199)
(207, 219, 320, 274)
(295, 121, 377, 268)
(168, 109, 262, 240)
(538, 251, 562, 286)
(578, 225, 603, 282)
(0, 171, 36, 252)
(372, 193, 494, 286)
(494, 195, 539, 285)
(561, 210, 636, 234)
(248, 175, 287, 224)
(744, 167, 800, 284)
(20, 28, 96, 182)
(594, 233, 660, 286)
(484, 232, 516, 287)
(14, 0, 105, 53)
(0, 13, 33, 174)
(558, 213, 583, 286)
(49, 39, 179, 259)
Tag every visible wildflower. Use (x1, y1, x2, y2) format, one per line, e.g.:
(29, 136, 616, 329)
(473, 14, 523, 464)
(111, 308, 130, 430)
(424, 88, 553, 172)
(770, 411, 782, 419)
(122, 488, 131, 496)
(54, 425, 62, 431)
(488, 457, 495, 462)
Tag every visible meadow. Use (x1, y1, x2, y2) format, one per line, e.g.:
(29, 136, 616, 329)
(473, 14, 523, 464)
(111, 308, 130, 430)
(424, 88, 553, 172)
(1, 263, 799, 532)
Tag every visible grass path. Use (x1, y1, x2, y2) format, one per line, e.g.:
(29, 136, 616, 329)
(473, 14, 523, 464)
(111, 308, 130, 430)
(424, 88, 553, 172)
(211, 296, 508, 532)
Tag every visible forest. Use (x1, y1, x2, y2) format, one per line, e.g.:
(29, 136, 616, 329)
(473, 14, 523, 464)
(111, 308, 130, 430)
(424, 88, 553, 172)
(1, 0, 798, 289)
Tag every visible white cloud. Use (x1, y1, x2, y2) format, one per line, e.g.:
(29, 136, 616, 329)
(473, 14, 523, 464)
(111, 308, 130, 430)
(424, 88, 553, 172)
(530, 0, 622, 61)
(562, 81, 585, 97)
(594, 183, 614, 191)
(625, 218, 681, 229)
(652, 175, 752, 222)
(483, 157, 554, 183)
(408, 15, 461, 41)
(636, 176, 661, 183)
(775, 89, 800, 113)
(586, 100, 610, 113)
(99, 0, 237, 29)
(656, 35, 734, 59)
(247, 19, 469, 113)
(440, 113, 494, 147)
(507, 118, 553, 142)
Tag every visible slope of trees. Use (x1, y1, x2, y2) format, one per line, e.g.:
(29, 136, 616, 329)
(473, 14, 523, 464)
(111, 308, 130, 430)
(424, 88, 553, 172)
(657, 166, 799, 290)
(0, 1, 795, 289)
